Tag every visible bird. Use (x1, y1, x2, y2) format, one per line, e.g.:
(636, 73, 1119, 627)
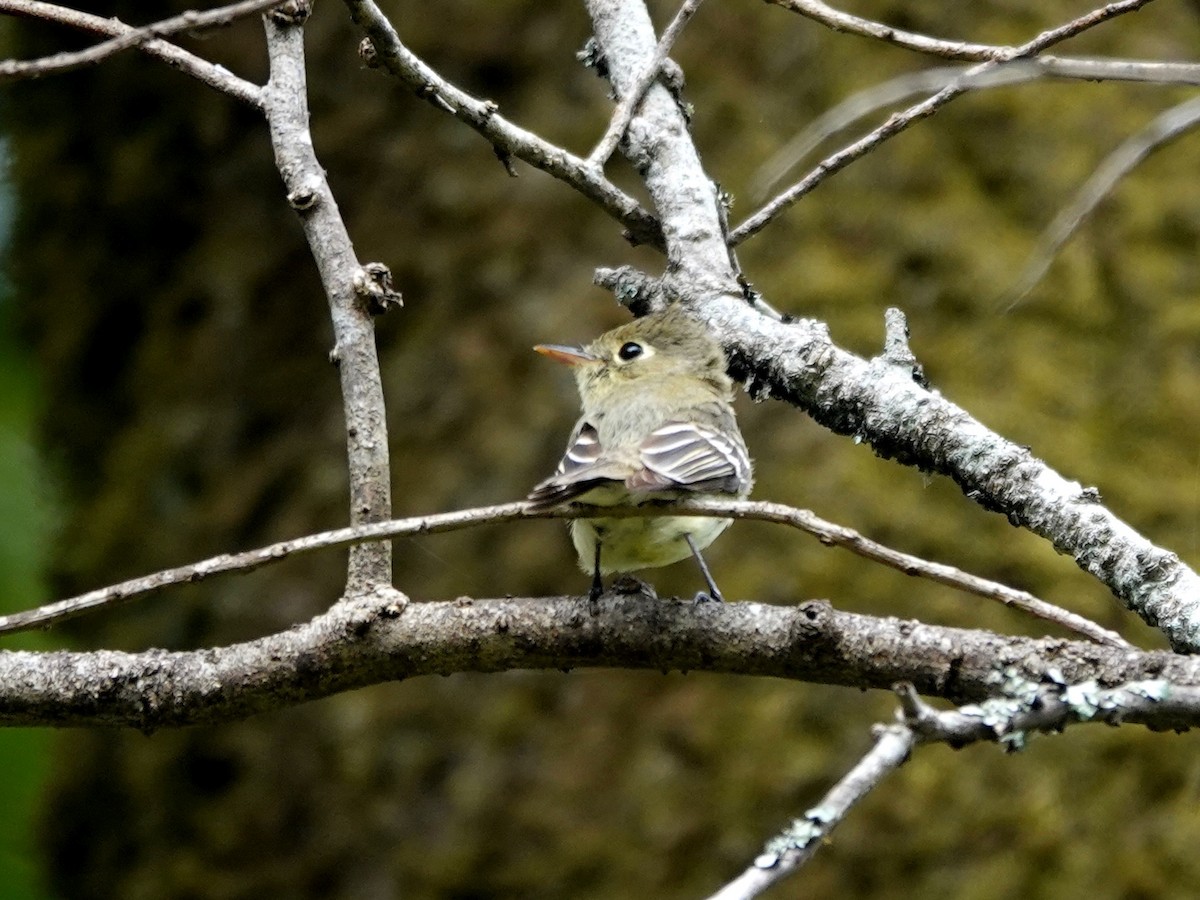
(527, 304, 753, 602)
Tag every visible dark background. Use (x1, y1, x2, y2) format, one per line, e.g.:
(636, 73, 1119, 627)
(3, 1, 1200, 897)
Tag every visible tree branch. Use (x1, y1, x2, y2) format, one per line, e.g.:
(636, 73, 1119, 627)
(0, 498, 1127, 648)
(340, 0, 664, 249)
(262, 4, 393, 591)
(711, 672, 1187, 897)
(0, 0, 264, 104)
(585, 0, 736, 289)
(586, 0, 705, 168)
(733, 0, 1158, 244)
(708, 295, 1200, 651)
(708, 723, 914, 900)
(0, 591, 1196, 729)
(578, 3, 1197, 650)
(0, 0, 285, 82)
(1004, 94, 1200, 305)
(751, 59, 1200, 201)
(768, 0, 1189, 79)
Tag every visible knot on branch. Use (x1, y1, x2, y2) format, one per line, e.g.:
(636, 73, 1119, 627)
(358, 37, 379, 69)
(575, 37, 608, 80)
(660, 58, 685, 96)
(873, 307, 928, 387)
(789, 599, 832, 643)
(286, 177, 322, 211)
(593, 266, 664, 316)
(339, 585, 410, 637)
(268, 0, 311, 26)
(354, 263, 403, 315)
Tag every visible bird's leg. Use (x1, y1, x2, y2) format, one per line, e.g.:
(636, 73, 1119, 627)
(589, 543, 604, 602)
(684, 534, 724, 603)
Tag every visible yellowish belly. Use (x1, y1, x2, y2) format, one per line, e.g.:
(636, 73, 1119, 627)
(569, 515, 732, 574)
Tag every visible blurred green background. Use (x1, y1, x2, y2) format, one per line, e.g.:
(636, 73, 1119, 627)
(0, 136, 53, 899)
(4, 1, 1200, 897)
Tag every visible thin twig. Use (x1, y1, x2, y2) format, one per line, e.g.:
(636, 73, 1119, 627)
(0, 498, 1129, 648)
(751, 58, 1200, 200)
(711, 672, 1184, 898)
(733, 0, 1157, 243)
(0, 0, 263, 104)
(587, 0, 705, 168)
(1003, 94, 1200, 307)
(341, 0, 664, 248)
(751, 64, 1028, 199)
(767, 0, 1191, 72)
(893, 677, 1186, 748)
(711, 500, 1128, 647)
(708, 723, 915, 900)
(766, 0, 999, 59)
(0, 0, 285, 81)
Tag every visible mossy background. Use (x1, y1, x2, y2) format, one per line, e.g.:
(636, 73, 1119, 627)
(3, 1, 1200, 897)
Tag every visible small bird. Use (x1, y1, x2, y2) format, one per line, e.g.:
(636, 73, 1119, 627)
(527, 304, 753, 601)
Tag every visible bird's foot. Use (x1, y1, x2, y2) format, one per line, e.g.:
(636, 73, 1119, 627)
(612, 574, 656, 599)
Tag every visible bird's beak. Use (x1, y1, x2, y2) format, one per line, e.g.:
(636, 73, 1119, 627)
(533, 344, 598, 366)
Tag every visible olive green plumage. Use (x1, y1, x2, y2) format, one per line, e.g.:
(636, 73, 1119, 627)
(528, 305, 752, 599)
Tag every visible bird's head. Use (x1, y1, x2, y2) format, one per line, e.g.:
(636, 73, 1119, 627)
(534, 306, 732, 399)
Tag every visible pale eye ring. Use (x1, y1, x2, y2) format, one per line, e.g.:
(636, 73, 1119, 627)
(618, 341, 643, 361)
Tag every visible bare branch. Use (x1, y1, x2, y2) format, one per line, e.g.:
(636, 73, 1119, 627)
(0, 497, 1131, 648)
(708, 724, 914, 900)
(0, 0, 263, 105)
(766, 0, 1001, 60)
(751, 59, 1200, 200)
(1032, 56, 1200, 86)
(0, 0, 285, 82)
(262, 7, 392, 591)
(0, 503, 527, 636)
(681, 294, 1200, 652)
(1004, 94, 1200, 306)
(340, 0, 664, 248)
(714, 673, 1185, 897)
(718, 501, 1129, 648)
(585, 0, 739, 293)
(769, 0, 1197, 81)
(0, 591, 1196, 729)
(587, 0, 705, 168)
(733, 0, 1158, 244)
(894, 677, 1185, 749)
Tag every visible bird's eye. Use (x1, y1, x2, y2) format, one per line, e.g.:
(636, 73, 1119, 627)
(618, 342, 643, 361)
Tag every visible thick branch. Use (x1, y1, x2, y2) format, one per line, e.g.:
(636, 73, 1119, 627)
(0, 592, 1196, 729)
(690, 292, 1200, 652)
(585, 0, 737, 290)
(579, 1, 1198, 650)
(262, 8, 392, 590)
(587, 0, 705, 167)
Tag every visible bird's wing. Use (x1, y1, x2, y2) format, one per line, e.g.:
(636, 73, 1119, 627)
(630, 418, 752, 495)
(527, 421, 631, 508)
(554, 420, 602, 477)
(527, 413, 752, 508)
